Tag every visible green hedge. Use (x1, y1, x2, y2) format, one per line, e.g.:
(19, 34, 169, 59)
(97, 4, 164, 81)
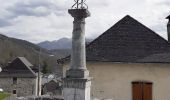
(0, 92, 10, 100)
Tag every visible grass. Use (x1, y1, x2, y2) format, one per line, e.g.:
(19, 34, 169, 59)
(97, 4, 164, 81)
(0, 92, 10, 100)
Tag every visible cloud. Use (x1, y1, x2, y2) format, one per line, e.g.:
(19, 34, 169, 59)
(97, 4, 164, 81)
(6, 0, 66, 18)
(146, 0, 170, 5)
(0, 19, 11, 27)
(0, 13, 73, 43)
(0, 0, 169, 43)
(8, 5, 51, 17)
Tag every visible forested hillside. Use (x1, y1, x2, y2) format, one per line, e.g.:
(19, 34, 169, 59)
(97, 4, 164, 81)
(0, 34, 58, 72)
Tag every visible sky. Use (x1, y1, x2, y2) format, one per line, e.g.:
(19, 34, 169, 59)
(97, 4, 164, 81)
(0, 0, 169, 43)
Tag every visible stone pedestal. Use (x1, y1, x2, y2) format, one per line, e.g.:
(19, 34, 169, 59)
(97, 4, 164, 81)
(66, 69, 89, 78)
(63, 78, 91, 100)
(63, 9, 91, 100)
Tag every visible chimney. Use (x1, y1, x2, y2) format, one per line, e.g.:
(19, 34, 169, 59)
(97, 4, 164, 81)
(166, 15, 170, 42)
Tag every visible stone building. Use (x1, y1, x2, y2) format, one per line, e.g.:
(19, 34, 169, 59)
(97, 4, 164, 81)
(59, 15, 170, 100)
(0, 57, 38, 97)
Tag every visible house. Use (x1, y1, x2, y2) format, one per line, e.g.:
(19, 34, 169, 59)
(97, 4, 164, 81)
(59, 15, 170, 100)
(0, 57, 39, 97)
(42, 79, 62, 96)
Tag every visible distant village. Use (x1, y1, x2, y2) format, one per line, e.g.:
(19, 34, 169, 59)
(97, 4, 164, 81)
(0, 0, 170, 100)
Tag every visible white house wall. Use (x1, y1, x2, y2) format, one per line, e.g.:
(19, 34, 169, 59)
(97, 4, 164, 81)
(63, 62, 170, 100)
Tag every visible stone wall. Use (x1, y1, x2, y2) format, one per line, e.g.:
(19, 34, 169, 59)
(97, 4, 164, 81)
(0, 77, 37, 97)
(64, 62, 170, 100)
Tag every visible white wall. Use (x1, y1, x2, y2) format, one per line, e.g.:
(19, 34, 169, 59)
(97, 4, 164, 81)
(64, 62, 170, 100)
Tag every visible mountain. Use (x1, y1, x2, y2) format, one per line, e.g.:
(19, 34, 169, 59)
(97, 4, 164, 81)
(38, 37, 93, 50)
(0, 33, 58, 73)
(38, 38, 72, 50)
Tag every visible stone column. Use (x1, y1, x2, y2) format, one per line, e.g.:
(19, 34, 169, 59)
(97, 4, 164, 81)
(66, 9, 90, 78)
(63, 9, 91, 100)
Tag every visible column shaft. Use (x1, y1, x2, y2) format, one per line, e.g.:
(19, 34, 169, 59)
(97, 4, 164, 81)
(71, 17, 86, 70)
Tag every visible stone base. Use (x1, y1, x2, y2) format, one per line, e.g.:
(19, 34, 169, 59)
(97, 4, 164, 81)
(66, 69, 89, 78)
(63, 77, 91, 100)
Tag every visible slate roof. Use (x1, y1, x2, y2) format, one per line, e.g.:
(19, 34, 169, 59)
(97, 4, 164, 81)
(58, 15, 170, 63)
(85, 15, 170, 63)
(166, 15, 170, 20)
(0, 57, 37, 78)
(137, 53, 170, 63)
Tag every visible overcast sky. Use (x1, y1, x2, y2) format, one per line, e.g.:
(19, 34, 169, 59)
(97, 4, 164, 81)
(0, 0, 169, 43)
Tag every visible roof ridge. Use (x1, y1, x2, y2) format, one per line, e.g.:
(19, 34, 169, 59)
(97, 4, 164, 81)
(86, 15, 170, 48)
(17, 57, 33, 67)
(125, 15, 170, 46)
(18, 57, 37, 76)
(86, 15, 133, 48)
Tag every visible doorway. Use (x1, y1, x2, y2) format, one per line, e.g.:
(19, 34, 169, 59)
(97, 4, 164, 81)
(132, 81, 152, 100)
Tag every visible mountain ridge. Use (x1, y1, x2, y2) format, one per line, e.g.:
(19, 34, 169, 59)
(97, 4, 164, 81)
(0, 33, 58, 73)
(38, 37, 93, 50)
(38, 38, 72, 50)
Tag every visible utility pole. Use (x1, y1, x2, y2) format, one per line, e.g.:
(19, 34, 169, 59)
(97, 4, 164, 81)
(37, 48, 41, 96)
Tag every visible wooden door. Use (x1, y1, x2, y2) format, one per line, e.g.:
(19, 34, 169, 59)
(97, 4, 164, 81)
(132, 82, 152, 100)
(133, 82, 143, 100)
(143, 83, 152, 100)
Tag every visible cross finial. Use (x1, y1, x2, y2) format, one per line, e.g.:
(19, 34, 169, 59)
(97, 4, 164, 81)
(71, 0, 88, 9)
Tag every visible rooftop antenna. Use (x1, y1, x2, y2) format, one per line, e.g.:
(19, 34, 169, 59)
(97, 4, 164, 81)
(71, 0, 88, 9)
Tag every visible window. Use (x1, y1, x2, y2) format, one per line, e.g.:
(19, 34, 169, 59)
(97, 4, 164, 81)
(13, 77, 17, 84)
(13, 90, 16, 94)
(132, 81, 152, 100)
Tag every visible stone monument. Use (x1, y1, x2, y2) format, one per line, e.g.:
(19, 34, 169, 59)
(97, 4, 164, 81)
(63, 0, 91, 100)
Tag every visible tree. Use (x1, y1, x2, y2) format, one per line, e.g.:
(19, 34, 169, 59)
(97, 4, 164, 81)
(42, 61, 49, 74)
